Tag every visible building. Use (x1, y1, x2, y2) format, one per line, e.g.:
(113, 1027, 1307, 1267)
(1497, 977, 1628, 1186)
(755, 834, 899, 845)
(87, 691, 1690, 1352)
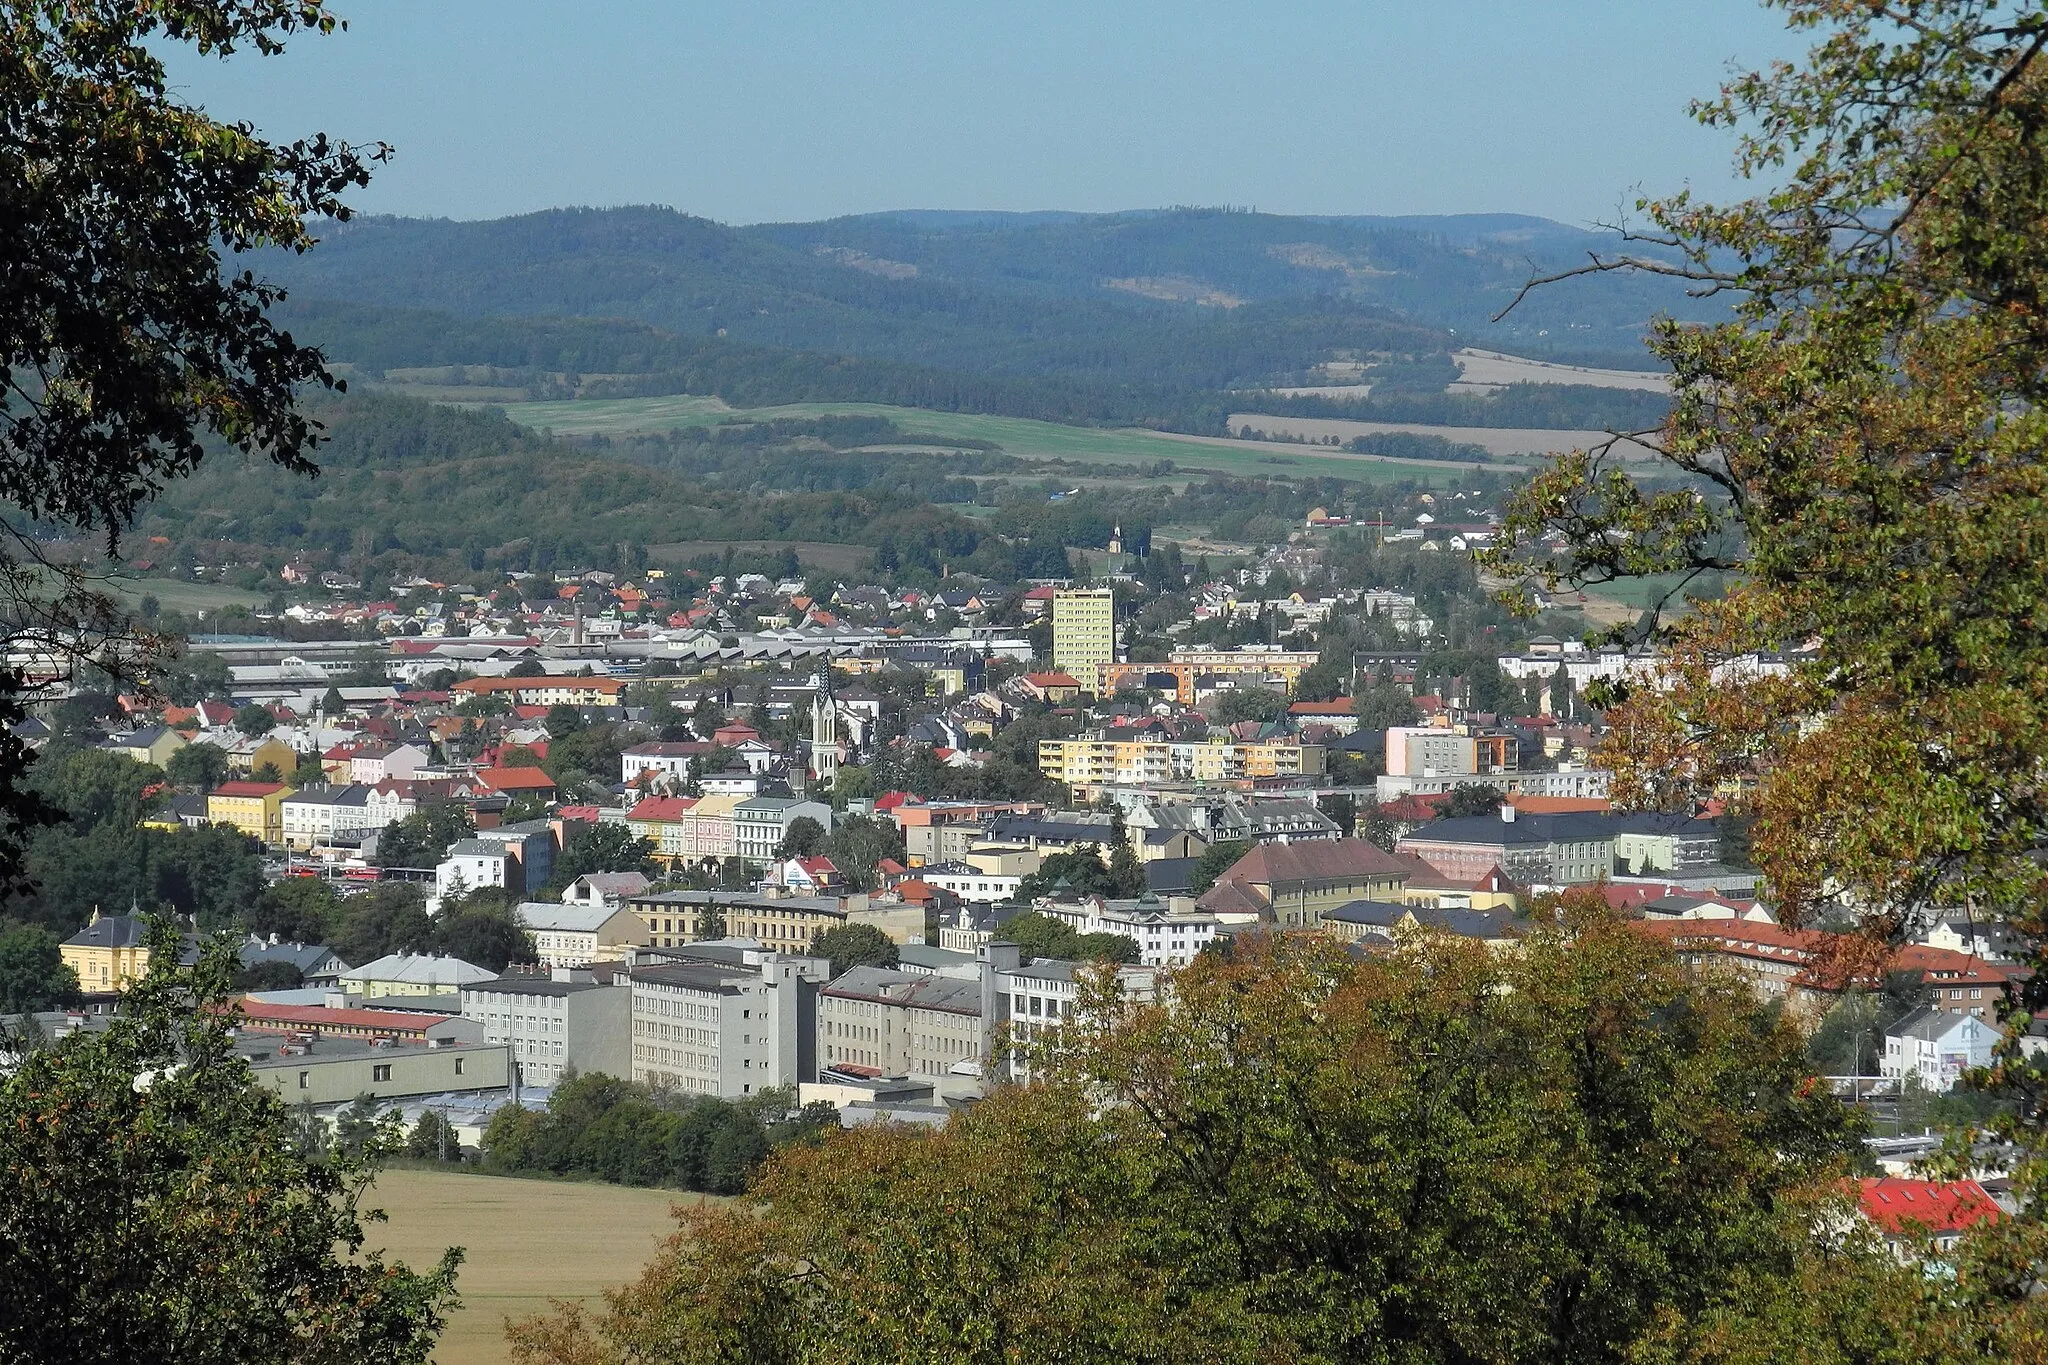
(1397, 807, 1648, 888)
(1096, 646, 1321, 704)
(207, 780, 294, 844)
(1037, 735, 1327, 792)
(624, 890, 925, 952)
(562, 872, 652, 908)
(1052, 587, 1116, 689)
(628, 951, 830, 1097)
(1037, 896, 1220, 967)
(460, 969, 632, 1087)
(1121, 794, 1340, 851)
(61, 912, 165, 994)
(340, 952, 497, 1000)
(1195, 838, 1414, 928)
(348, 742, 430, 786)
(915, 860, 1026, 905)
(438, 839, 515, 899)
(983, 943, 1160, 1084)
(620, 741, 709, 786)
(280, 784, 374, 850)
(817, 965, 985, 1093)
(468, 821, 557, 893)
(893, 799, 1044, 866)
(236, 935, 351, 987)
(732, 796, 834, 866)
(240, 1034, 509, 1108)
(103, 725, 187, 768)
(1882, 1006, 2004, 1092)
(1856, 1178, 2001, 1260)
(1320, 901, 1526, 950)
(513, 902, 649, 968)
(451, 675, 629, 707)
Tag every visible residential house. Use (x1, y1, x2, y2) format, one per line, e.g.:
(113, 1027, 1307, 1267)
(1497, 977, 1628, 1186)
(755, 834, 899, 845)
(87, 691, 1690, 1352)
(103, 725, 187, 768)
(223, 734, 298, 779)
(340, 952, 496, 1000)
(619, 741, 710, 786)
(236, 935, 351, 987)
(562, 871, 652, 908)
(1320, 901, 1526, 950)
(468, 821, 557, 893)
(513, 902, 649, 968)
(349, 741, 430, 785)
(1037, 895, 1220, 967)
(438, 839, 514, 899)
(626, 796, 698, 867)
(1857, 1178, 2001, 1261)
(61, 912, 175, 994)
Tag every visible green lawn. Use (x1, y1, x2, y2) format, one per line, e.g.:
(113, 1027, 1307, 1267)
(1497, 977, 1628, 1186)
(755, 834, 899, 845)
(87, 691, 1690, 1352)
(103, 575, 267, 613)
(485, 395, 1507, 486)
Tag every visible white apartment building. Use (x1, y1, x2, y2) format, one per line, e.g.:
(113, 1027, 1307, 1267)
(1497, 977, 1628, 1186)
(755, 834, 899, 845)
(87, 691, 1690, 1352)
(1038, 896, 1219, 968)
(915, 861, 1025, 904)
(732, 797, 833, 866)
(349, 742, 430, 786)
(459, 969, 632, 1087)
(279, 784, 374, 851)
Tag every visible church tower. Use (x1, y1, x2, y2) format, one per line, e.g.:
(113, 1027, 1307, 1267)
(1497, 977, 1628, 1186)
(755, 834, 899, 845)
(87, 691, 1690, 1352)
(808, 671, 840, 787)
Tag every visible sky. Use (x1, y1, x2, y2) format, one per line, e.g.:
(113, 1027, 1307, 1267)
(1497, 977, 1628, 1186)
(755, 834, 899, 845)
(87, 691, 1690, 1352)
(163, 1, 1801, 227)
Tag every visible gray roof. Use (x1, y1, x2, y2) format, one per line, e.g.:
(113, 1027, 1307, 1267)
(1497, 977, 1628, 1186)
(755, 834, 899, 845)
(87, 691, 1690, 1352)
(1887, 1005, 2003, 1044)
(238, 937, 349, 974)
(462, 973, 614, 999)
(341, 953, 495, 987)
(446, 839, 509, 858)
(515, 901, 629, 933)
(823, 965, 982, 1015)
(1323, 900, 1525, 940)
(283, 783, 372, 808)
(629, 962, 749, 995)
(64, 915, 150, 949)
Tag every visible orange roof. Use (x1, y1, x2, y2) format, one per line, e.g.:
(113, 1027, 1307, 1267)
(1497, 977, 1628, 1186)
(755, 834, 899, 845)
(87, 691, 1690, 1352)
(1857, 1178, 2001, 1235)
(1288, 698, 1355, 715)
(236, 1001, 449, 1035)
(629, 796, 698, 822)
(1024, 671, 1081, 688)
(478, 766, 555, 792)
(1504, 794, 1611, 813)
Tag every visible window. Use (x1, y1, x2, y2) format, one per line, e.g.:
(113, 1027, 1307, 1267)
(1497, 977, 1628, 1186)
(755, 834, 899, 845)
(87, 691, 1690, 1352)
(372, 1064, 392, 1082)
(298, 1071, 310, 1090)
(454, 1057, 465, 1076)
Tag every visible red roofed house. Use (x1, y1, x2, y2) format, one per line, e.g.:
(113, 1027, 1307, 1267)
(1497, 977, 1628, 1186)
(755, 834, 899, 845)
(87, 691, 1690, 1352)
(1016, 671, 1083, 703)
(766, 855, 842, 893)
(477, 766, 557, 800)
(1856, 1177, 2000, 1259)
(627, 796, 699, 865)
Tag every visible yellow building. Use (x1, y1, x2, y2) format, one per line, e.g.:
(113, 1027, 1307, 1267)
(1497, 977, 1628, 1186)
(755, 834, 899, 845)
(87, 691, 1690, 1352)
(225, 734, 298, 779)
(105, 726, 187, 768)
(1052, 587, 1116, 692)
(207, 780, 294, 844)
(61, 912, 158, 994)
(1038, 736, 1326, 793)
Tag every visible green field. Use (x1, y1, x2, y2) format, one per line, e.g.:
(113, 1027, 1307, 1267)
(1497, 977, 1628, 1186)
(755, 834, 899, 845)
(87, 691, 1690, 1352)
(363, 1166, 702, 1365)
(486, 394, 1507, 486)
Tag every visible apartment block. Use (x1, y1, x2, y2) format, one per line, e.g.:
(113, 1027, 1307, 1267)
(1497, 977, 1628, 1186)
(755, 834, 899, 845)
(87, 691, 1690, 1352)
(460, 968, 632, 1087)
(1051, 587, 1116, 690)
(628, 950, 829, 1097)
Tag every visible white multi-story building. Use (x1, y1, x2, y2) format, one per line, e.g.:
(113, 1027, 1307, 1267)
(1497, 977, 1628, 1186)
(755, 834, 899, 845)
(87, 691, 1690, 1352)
(628, 949, 829, 1097)
(279, 784, 374, 851)
(914, 861, 1025, 904)
(732, 797, 833, 866)
(460, 968, 633, 1088)
(1037, 896, 1219, 968)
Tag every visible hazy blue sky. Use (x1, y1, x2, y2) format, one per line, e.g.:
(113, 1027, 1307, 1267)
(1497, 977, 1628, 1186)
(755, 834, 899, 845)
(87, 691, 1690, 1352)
(165, 1, 1800, 226)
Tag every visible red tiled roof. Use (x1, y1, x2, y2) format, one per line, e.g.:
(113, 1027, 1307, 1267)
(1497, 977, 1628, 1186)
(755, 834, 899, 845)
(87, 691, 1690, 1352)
(1857, 1178, 2001, 1235)
(213, 781, 287, 797)
(1288, 698, 1355, 715)
(629, 797, 698, 822)
(1024, 671, 1081, 688)
(236, 1001, 449, 1035)
(478, 766, 555, 792)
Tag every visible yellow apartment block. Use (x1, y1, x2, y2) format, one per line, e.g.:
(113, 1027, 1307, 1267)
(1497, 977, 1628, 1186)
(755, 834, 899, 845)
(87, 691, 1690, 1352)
(206, 781, 293, 844)
(1038, 737, 1327, 791)
(1052, 587, 1116, 690)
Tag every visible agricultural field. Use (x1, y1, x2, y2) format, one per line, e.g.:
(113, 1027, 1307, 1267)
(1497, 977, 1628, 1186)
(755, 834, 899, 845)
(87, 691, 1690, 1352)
(362, 1167, 700, 1365)
(1224, 412, 1659, 462)
(486, 395, 1499, 486)
(104, 575, 268, 615)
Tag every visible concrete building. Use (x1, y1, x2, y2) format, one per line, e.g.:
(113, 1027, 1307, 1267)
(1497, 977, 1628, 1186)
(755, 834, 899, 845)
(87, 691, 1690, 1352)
(513, 902, 649, 968)
(628, 951, 830, 1097)
(437, 839, 514, 899)
(468, 821, 557, 893)
(1037, 734, 1326, 791)
(817, 965, 985, 1094)
(1037, 896, 1219, 968)
(1051, 587, 1116, 691)
(240, 1034, 510, 1108)
(1194, 838, 1415, 928)
(460, 969, 632, 1087)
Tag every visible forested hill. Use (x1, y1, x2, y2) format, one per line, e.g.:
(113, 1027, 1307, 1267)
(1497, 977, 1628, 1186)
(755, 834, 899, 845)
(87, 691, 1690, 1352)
(256, 206, 1706, 389)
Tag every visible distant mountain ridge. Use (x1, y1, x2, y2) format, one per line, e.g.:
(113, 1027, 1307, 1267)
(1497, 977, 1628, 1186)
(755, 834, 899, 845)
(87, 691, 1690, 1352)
(259, 205, 1700, 391)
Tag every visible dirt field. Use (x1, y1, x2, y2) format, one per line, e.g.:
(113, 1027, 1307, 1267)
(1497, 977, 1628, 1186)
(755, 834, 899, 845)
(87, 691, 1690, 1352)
(362, 1167, 702, 1365)
(1451, 348, 1671, 393)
